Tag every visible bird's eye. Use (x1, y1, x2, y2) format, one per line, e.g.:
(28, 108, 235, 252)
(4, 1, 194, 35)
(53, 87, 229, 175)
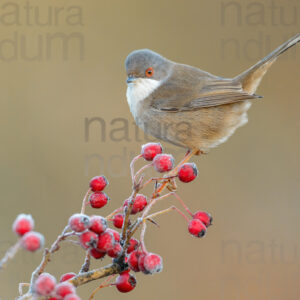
(145, 67, 154, 77)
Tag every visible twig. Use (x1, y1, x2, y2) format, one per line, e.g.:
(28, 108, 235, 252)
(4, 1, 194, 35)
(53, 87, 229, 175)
(29, 226, 73, 292)
(70, 263, 121, 287)
(80, 252, 91, 273)
(0, 240, 22, 271)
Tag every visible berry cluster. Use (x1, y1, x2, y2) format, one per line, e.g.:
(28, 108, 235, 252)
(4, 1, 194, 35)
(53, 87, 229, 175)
(0, 143, 213, 299)
(12, 214, 44, 252)
(34, 273, 80, 299)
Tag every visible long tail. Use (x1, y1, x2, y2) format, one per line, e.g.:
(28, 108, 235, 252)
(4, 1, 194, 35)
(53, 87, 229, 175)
(235, 34, 300, 94)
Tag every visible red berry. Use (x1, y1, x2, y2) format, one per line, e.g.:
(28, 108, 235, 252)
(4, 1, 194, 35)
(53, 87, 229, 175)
(113, 214, 124, 229)
(64, 295, 81, 300)
(107, 242, 122, 258)
(89, 248, 106, 259)
(127, 238, 139, 254)
(97, 231, 115, 252)
(68, 214, 90, 233)
(153, 154, 174, 172)
(115, 273, 136, 293)
(12, 214, 34, 236)
(141, 143, 163, 161)
(48, 298, 58, 300)
(178, 163, 198, 183)
(79, 231, 98, 249)
(188, 219, 207, 238)
(143, 253, 163, 274)
(124, 194, 147, 214)
(34, 273, 56, 296)
(90, 175, 108, 192)
(128, 250, 141, 272)
(89, 192, 109, 209)
(89, 216, 107, 234)
(21, 231, 44, 252)
(193, 211, 213, 227)
(106, 229, 120, 242)
(59, 272, 76, 283)
(55, 282, 75, 298)
(138, 252, 147, 273)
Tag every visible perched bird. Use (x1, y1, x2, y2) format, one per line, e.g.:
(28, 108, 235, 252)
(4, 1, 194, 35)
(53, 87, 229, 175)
(125, 34, 300, 153)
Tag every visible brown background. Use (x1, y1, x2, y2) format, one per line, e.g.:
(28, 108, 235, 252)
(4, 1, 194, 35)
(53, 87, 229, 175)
(0, 0, 299, 299)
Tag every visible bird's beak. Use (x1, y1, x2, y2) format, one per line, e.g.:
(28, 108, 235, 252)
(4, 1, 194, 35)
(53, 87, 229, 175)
(126, 76, 137, 84)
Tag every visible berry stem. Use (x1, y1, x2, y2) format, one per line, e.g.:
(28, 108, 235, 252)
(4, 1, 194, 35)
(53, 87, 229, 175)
(0, 240, 22, 271)
(81, 188, 91, 214)
(88, 275, 115, 300)
(18, 283, 30, 296)
(134, 163, 152, 183)
(105, 207, 123, 220)
(140, 220, 148, 253)
(146, 205, 190, 222)
(172, 193, 193, 216)
(130, 154, 142, 184)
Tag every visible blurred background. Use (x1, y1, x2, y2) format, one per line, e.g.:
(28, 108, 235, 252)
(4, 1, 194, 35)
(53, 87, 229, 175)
(0, 0, 299, 299)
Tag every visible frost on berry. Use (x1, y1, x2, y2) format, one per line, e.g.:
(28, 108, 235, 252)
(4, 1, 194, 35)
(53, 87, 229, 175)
(55, 282, 76, 298)
(89, 215, 107, 234)
(107, 242, 122, 258)
(116, 273, 137, 293)
(21, 231, 44, 252)
(128, 250, 141, 272)
(106, 228, 120, 242)
(127, 238, 139, 254)
(153, 154, 174, 172)
(188, 219, 207, 238)
(112, 214, 124, 229)
(124, 194, 148, 214)
(79, 231, 98, 249)
(59, 272, 76, 283)
(89, 175, 108, 192)
(138, 252, 147, 273)
(143, 253, 163, 275)
(178, 163, 198, 183)
(68, 214, 90, 233)
(141, 142, 163, 161)
(89, 192, 110, 209)
(34, 273, 56, 296)
(12, 214, 34, 236)
(89, 248, 106, 259)
(97, 231, 115, 252)
(193, 211, 212, 227)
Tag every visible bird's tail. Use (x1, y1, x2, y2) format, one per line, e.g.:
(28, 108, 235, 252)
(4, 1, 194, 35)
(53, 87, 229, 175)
(235, 34, 300, 94)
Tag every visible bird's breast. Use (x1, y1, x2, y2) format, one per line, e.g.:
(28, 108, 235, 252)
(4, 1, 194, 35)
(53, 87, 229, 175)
(126, 78, 161, 119)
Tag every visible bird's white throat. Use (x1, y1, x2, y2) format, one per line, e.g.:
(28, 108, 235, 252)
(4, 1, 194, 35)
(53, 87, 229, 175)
(126, 78, 161, 118)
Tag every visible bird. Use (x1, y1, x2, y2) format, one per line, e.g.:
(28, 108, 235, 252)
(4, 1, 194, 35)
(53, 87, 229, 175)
(125, 34, 300, 154)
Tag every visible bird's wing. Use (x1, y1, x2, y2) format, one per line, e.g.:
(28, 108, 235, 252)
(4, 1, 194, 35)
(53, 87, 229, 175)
(150, 67, 261, 111)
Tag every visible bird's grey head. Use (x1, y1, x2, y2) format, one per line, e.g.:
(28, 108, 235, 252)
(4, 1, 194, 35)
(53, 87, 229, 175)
(125, 49, 172, 84)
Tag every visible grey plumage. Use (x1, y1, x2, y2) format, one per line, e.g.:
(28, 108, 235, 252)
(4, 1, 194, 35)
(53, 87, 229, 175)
(125, 34, 300, 152)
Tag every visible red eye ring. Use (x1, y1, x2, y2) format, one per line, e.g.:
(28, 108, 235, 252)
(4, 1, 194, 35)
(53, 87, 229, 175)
(145, 67, 154, 77)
